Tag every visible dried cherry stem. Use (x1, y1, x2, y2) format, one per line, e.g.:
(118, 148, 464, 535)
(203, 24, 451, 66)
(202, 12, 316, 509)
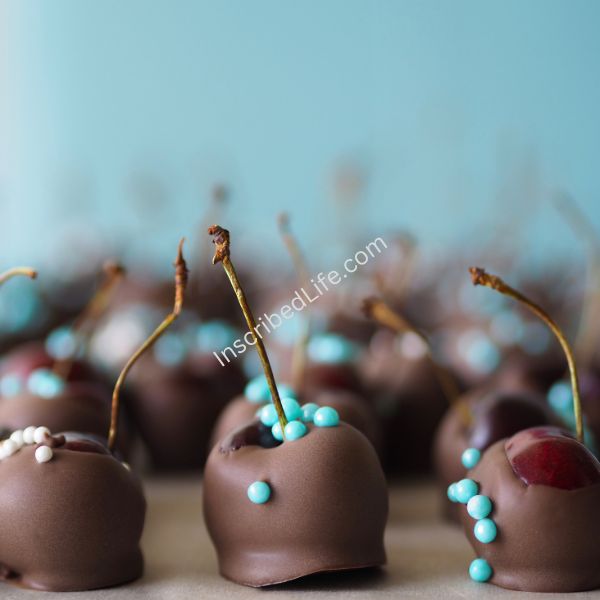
(555, 192, 600, 368)
(53, 260, 125, 380)
(470, 267, 584, 443)
(362, 296, 470, 426)
(108, 239, 188, 451)
(209, 224, 288, 435)
(0, 267, 37, 285)
(278, 212, 311, 394)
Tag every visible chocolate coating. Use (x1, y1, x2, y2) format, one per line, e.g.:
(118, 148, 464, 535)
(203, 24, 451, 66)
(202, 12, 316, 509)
(0, 436, 145, 591)
(460, 439, 600, 592)
(433, 389, 557, 520)
(203, 421, 388, 586)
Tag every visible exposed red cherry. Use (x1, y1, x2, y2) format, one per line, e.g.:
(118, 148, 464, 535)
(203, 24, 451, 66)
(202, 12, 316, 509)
(505, 426, 600, 489)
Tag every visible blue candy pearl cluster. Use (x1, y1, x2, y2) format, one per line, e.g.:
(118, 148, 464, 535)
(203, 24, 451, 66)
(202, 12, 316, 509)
(247, 481, 271, 504)
(448, 449, 497, 583)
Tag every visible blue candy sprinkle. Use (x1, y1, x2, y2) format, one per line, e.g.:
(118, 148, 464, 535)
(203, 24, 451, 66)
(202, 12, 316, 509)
(301, 403, 319, 423)
(195, 320, 239, 352)
(467, 495, 492, 520)
(469, 558, 492, 582)
(474, 518, 497, 544)
(154, 332, 187, 366)
(45, 326, 78, 360)
(245, 376, 270, 403)
(247, 481, 271, 504)
(271, 422, 283, 442)
(454, 479, 479, 504)
(447, 483, 458, 503)
(548, 380, 573, 416)
(0, 374, 23, 397)
(244, 375, 297, 404)
(307, 333, 358, 364)
(259, 404, 278, 427)
(461, 448, 481, 469)
(281, 397, 302, 421)
(27, 369, 65, 398)
(313, 406, 340, 427)
(284, 420, 307, 441)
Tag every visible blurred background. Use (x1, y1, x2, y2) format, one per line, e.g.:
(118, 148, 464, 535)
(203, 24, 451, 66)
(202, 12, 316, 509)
(2, 0, 600, 273)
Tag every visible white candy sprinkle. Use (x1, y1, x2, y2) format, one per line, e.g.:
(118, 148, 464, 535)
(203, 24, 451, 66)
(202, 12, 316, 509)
(35, 446, 53, 464)
(3, 440, 18, 457)
(121, 462, 131, 471)
(23, 426, 36, 445)
(33, 427, 51, 444)
(9, 430, 24, 448)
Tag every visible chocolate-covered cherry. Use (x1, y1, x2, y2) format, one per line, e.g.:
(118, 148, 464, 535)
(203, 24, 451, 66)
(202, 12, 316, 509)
(450, 268, 600, 592)
(0, 427, 145, 591)
(204, 226, 387, 586)
(458, 427, 600, 592)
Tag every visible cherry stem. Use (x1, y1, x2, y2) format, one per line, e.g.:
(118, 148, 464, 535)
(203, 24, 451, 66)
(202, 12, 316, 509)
(362, 296, 470, 426)
(555, 192, 600, 368)
(108, 239, 188, 451)
(209, 224, 288, 435)
(278, 212, 311, 394)
(470, 266, 584, 443)
(53, 260, 125, 381)
(0, 267, 37, 285)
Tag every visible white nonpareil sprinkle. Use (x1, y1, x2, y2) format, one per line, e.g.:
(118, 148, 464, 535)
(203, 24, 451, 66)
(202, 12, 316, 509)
(23, 426, 36, 445)
(33, 426, 51, 444)
(3, 440, 18, 457)
(35, 445, 53, 464)
(9, 430, 24, 448)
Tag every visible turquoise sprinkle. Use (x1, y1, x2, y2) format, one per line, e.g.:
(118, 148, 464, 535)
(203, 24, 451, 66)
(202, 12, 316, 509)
(454, 479, 479, 504)
(260, 398, 302, 426)
(548, 381, 572, 416)
(307, 333, 358, 364)
(245, 375, 270, 403)
(46, 326, 78, 360)
(195, 320, 239, 352)
(284, 420, 307, 441)
(244, 375, 297, 404)
(464, 336, 500, 375)
(259, 404, 278, 427)
(154, 332, 187, 366)
(281, 397, 302, 421)
(27, 369, 65, 398)
(247, 481, 271, 504)
(447, 483, 458, 503)
(301, 403, 319, 423)
(271, 422, 283, 441)
(461, 448, 481, 469)
(467, 495, 492, 520)
(313, 406, 340, 427)
(469, 558, 492, 582)
(0, 374, 23, 397)
(474, 518, 497, 544)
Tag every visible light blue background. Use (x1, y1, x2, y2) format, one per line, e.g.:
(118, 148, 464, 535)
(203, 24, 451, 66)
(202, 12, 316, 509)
(2, 0, 600, 272)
